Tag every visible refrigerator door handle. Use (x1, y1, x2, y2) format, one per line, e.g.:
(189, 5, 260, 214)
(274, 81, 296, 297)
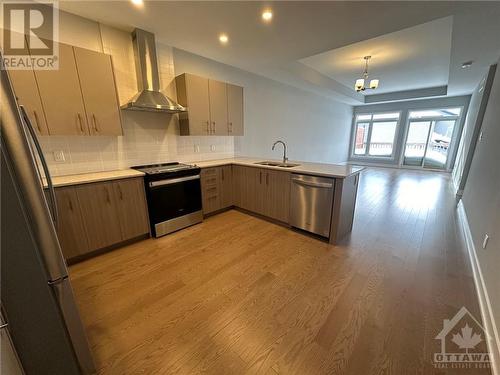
(19, 105, 59, 228)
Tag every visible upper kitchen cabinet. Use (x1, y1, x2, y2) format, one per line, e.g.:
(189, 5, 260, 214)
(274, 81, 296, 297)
(34, 42, 90, 135)
(8, 69, 50, 136)
(176, 73, 211, 135)
(73, 47, 123, 136)
(227, 83, 244, 136)
(8, 42, 123, 136)
(176, 73, 244, 136)
(208, 79, 228, 135)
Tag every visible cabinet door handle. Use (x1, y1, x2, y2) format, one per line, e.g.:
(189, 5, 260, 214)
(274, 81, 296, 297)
(117, 184, 123, 200)
(77, 113, 85, 133)
(33, 110, 42, 133)
(212, 121, 216, 134)
(206, 121, 210, 134)
(259, 171, 262, 184)
(266, 173, 269, 186)
(92, 114, 99, 133)
(68, 198, 73, 211)
(105, 186, 111, 203)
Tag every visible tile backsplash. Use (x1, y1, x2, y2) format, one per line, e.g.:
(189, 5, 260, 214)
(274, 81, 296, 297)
(39, 118, 235, 176)
(38, 14, 235, 177)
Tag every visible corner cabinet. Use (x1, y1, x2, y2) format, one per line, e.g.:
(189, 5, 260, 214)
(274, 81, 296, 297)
(175, 73, 244, 136)
(55, 177, 149, 262)
(8, 42, 123, 136)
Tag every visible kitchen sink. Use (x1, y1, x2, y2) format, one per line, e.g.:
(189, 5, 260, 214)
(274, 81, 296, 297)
(254, 161, 300, 168)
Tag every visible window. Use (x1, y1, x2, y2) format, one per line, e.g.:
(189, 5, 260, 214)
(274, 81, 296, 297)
(352, 112, 400, 157)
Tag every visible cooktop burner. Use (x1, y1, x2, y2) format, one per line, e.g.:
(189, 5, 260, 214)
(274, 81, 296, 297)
(131, 162, 198, 175)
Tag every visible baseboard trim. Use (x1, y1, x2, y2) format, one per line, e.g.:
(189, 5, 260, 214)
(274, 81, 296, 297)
(458, 201, 500, 375)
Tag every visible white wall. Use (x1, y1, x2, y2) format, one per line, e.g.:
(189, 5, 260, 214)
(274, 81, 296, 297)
(462, 57, 500, 343)
(173, 48, 353, 164)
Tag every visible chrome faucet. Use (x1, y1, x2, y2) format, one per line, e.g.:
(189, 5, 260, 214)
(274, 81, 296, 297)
(272, 140, 288, 164)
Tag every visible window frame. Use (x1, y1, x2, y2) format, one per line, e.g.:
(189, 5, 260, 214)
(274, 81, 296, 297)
(350, 110, 402, 160)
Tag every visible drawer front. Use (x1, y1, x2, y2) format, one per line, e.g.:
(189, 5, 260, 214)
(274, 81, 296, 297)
(201, 168, 219, 187)
(201, 167, 221, 214)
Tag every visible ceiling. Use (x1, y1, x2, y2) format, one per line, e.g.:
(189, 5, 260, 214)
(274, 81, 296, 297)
(58, 1, 500, 104)
(300, 17, 453, 95)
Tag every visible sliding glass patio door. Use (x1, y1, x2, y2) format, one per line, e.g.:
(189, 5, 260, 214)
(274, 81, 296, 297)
(402, 108, 461, 170)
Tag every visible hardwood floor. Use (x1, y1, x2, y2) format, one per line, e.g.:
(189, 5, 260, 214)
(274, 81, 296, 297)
(69, 168, 491, 375)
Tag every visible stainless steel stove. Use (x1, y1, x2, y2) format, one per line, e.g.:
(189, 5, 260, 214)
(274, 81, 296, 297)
(132, 162, 203, 237)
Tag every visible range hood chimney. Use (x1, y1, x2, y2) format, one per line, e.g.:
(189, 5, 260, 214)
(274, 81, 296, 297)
(121, 28, 186, 113)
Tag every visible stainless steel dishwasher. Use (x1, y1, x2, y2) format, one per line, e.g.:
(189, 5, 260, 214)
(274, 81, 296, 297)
(290, 174, 335, 237)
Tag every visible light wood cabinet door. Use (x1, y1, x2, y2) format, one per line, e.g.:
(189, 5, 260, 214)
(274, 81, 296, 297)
(227, 83, 244, 136)
(232, 165, 243, 207)
(208, 79, 228, 135)
(76, 181, 122, 250)
(264, 170, 291, 223)
(219, 165, 233, 208)
(35, 43, 89, 135)
(74, 47, 123, 136)
(112, 178, 149, 239)
(8, 69, 49, 136)
(176, 73, 210, 135)
(236, 166, 262, 214)
(55, 187, 90, 259)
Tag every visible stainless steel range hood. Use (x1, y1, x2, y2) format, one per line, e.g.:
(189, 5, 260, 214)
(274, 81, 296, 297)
(121, 29, 186, 113)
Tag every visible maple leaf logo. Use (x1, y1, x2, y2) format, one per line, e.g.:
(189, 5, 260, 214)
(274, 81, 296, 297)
(452, 324, 483, 353)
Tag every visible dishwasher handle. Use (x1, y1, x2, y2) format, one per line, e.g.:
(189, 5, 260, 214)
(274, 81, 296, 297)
(292, 177, 333, 189)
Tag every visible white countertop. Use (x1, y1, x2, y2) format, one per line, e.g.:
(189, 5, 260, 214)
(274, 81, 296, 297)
(47, 157, 363, 188)
(48, 169, 145, 188)
(194, 157, 364, 178)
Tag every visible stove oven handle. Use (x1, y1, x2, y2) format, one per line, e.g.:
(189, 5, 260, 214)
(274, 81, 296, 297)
(149, 175, 200, 188)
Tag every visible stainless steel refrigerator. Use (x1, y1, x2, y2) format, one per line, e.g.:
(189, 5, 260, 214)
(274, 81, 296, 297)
(1, 60, 96, 374)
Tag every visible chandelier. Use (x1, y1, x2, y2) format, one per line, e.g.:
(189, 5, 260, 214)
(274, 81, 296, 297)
(354, 56, 379, 92)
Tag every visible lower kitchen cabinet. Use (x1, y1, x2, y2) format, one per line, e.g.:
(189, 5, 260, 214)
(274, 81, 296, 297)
(264, 169, 291, 223)
(76, 181, 123, 251)
(231, 165, 290, 223)
(202, 164, 291, 222)
(232, 165, 260, 213)
(201, 167, 221, 214)
(54, 187, 90, 259)
(55, 177, 149, 261)
(219, 165, 233, 209)
(200, 166, 233, 215)
(112, 178, 150, 239)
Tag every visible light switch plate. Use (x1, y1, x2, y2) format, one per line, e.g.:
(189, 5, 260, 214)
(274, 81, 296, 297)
(482, 234, 489, 249)
(194, 145, 200, 153)
(210, 145, 216, 152)
(53, 150, 66, 162)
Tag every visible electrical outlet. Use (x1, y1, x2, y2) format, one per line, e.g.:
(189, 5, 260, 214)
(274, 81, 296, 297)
(482, 234, 489, 249)
(479, 131, 484, 142)
(210, 145, 216, 152)
(194, 144, 200, 153)
(53, 150, 66, 162)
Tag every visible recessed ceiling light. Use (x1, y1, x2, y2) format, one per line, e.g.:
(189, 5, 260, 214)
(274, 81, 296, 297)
(219, 34, 229, 44)
(262, 10, 273, 22)
(461, 60, 473, 69)
(131, 0, 143, 6)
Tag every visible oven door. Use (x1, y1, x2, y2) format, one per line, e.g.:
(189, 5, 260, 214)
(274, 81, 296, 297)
(146, 175, 202, 236)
